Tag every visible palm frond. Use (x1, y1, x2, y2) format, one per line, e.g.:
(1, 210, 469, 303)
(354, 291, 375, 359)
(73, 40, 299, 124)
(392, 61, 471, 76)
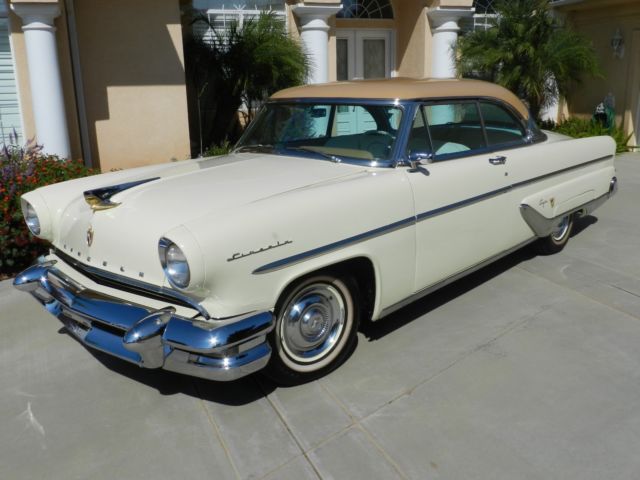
(456, 0, 599, 119)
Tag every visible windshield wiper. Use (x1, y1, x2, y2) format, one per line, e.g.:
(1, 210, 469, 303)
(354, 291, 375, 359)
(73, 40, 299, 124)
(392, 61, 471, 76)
(285, 146, 342, 163)
(234, 144, 274, 153)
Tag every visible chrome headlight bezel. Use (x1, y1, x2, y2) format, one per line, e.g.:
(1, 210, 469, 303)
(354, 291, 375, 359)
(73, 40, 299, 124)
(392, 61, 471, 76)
(158, 237, 191, 289)
(21, 199, 41, 236)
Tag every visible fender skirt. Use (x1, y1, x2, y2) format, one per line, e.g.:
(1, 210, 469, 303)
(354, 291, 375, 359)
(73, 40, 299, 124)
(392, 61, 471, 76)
(520, 176, 617, 237)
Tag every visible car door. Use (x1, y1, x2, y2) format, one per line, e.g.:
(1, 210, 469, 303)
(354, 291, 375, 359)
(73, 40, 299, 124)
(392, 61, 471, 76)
(405, 101, 519, 292)
(476, 100, 541, 244)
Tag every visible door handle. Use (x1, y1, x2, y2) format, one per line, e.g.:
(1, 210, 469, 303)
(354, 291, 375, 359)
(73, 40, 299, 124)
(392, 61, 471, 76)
(489, 156, 507, 165)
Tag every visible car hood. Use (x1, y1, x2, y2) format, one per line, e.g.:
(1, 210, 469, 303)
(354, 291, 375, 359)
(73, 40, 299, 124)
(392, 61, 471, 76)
(54, 153, 367, 286)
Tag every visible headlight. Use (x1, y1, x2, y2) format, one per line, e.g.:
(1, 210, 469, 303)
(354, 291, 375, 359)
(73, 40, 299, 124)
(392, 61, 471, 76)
(159, 238, 190, 289)
(21, 199, 41, 236)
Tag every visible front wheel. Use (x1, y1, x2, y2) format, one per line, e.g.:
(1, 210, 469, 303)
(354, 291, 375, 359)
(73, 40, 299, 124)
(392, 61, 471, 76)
(265, 275, 359, 385)
(535, 214, 574, 255)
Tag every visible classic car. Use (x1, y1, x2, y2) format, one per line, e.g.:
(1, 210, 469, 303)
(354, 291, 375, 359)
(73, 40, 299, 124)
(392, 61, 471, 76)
(14, 78, 617, 385)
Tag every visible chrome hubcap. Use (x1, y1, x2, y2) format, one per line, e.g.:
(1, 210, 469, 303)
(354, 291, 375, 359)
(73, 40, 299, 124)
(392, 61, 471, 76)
(280, 283, 345, 363)
(551, 215, 570, 241)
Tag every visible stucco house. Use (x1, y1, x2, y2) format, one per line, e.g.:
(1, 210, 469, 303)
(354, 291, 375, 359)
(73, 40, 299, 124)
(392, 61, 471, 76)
(552, 0, 639, 147)
(2, 0, 638, 172)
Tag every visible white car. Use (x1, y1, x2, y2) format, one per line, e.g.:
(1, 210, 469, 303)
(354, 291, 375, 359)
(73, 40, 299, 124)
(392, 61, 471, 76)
(15, 78, 617, 384)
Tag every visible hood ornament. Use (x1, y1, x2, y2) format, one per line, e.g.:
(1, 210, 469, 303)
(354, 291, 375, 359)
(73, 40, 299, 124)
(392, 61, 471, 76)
(84, 177, 160, 212)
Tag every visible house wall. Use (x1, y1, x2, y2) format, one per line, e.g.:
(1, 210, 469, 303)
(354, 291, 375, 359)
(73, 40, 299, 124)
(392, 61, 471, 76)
(561, 0, 640, 145)
(9, 0, 480, 171)
(73, 0, 191, 170)
(393, 1, 430, 78)
(9, 0, 191, 171)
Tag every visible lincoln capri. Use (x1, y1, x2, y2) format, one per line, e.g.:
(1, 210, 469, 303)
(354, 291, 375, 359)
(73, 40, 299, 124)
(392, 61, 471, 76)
(14, 78, 617, 384)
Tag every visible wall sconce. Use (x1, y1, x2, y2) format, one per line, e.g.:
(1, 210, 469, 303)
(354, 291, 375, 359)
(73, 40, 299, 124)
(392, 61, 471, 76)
(611, 28, 624, 59)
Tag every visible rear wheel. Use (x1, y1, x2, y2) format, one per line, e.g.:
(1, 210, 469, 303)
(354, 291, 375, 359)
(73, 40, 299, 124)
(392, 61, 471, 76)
(535, 214, 574, 255)
(265, 274, 359, 385)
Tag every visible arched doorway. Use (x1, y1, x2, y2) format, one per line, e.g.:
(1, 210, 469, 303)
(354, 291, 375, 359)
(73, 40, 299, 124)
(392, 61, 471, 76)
(335, 0, 395, 80)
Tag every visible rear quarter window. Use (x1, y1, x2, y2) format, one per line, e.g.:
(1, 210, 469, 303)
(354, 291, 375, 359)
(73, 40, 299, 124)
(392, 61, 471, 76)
(479, 102, 527, 147)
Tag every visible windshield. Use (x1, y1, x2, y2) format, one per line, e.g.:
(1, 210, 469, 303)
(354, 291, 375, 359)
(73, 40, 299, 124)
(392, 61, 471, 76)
(236, 102, 403, 163)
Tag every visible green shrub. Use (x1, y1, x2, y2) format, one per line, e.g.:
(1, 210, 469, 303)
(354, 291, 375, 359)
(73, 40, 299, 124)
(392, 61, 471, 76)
(0, 138, 98, 276)
(545, 118, 631, 153)
(203, 140, 233, 157)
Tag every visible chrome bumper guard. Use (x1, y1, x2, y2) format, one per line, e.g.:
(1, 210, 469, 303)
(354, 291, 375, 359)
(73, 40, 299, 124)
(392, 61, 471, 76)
(14, 261, 274, 381)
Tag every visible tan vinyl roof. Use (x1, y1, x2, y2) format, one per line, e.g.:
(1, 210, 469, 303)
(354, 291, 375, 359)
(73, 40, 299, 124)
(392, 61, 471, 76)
(271, 78, 530, 119)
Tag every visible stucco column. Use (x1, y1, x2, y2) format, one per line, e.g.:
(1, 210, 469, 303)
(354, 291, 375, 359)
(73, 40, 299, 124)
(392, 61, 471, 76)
(428, 7, 474, 79)
(11, 3, 70, 159)
(291, 3, 342, 84)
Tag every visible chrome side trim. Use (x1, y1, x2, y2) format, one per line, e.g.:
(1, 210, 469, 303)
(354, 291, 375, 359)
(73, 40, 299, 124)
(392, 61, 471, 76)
(416, 186, 511, 222)
(83, 177, 159, 211)
(417, 155, 613, 226)
(254, 155, 614, 275)
(379, 238, 537, 318)
(253, 216, 415, 274)
(510, 155, 613, 190)
(53, 248, 210, 319)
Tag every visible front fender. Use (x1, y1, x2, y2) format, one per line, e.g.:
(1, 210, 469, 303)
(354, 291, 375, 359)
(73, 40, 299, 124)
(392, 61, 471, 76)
(183, 169, 416, 319)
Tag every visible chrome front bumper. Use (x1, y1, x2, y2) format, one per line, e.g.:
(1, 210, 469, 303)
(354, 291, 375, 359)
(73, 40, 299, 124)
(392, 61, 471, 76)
(14, 261, 274, 381)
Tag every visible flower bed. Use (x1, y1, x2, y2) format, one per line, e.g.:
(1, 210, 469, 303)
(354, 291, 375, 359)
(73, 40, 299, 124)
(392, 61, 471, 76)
(1, 139, 97, 277)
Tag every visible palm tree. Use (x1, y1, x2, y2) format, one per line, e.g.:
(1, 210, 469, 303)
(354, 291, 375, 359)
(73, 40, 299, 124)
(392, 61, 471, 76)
(457, 0, 600, 120)
(182, 9, 308, 155)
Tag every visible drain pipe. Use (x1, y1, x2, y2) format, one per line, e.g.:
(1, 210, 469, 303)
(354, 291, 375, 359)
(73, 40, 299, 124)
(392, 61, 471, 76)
(63, 0, 93, 168)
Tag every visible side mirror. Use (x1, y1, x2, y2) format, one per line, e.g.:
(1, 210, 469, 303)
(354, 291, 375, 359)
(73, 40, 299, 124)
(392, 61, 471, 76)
(408, 151, 433, 169)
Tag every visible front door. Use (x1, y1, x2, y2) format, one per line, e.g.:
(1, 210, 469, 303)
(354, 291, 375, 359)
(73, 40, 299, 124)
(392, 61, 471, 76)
(405, 101, 517, 292)
(336, 29, 393, 81)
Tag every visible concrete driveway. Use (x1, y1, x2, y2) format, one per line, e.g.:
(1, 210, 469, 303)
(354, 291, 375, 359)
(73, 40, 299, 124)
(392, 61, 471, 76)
(1, 153, 639, 480)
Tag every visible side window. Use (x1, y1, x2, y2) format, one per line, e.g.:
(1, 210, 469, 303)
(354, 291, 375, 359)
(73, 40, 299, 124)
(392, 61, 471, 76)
(479, 101, 527, 147)
(406, 106, 432, 157)
(424, 102, 486, 159)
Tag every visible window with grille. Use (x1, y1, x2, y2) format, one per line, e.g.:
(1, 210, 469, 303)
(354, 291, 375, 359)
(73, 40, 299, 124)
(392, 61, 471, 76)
(468, 0, 498, 32)
(337, 0, 394, 19)
(192, 1, 286, 44)
(473, 0, 497, 15)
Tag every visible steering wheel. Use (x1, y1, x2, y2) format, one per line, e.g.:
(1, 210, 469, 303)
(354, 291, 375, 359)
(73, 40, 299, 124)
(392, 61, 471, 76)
(363, 130, 395, 159)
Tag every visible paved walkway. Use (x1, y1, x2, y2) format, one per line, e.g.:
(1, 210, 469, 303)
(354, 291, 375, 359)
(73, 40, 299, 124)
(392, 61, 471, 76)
(1, 153, 639, 480)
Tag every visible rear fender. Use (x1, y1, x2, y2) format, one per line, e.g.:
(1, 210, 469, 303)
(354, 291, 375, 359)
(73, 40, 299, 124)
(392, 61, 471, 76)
(519, 166, 616, 237)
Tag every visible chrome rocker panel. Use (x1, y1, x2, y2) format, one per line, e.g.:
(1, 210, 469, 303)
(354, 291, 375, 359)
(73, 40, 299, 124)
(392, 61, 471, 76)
(14, 261, 274, 381)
